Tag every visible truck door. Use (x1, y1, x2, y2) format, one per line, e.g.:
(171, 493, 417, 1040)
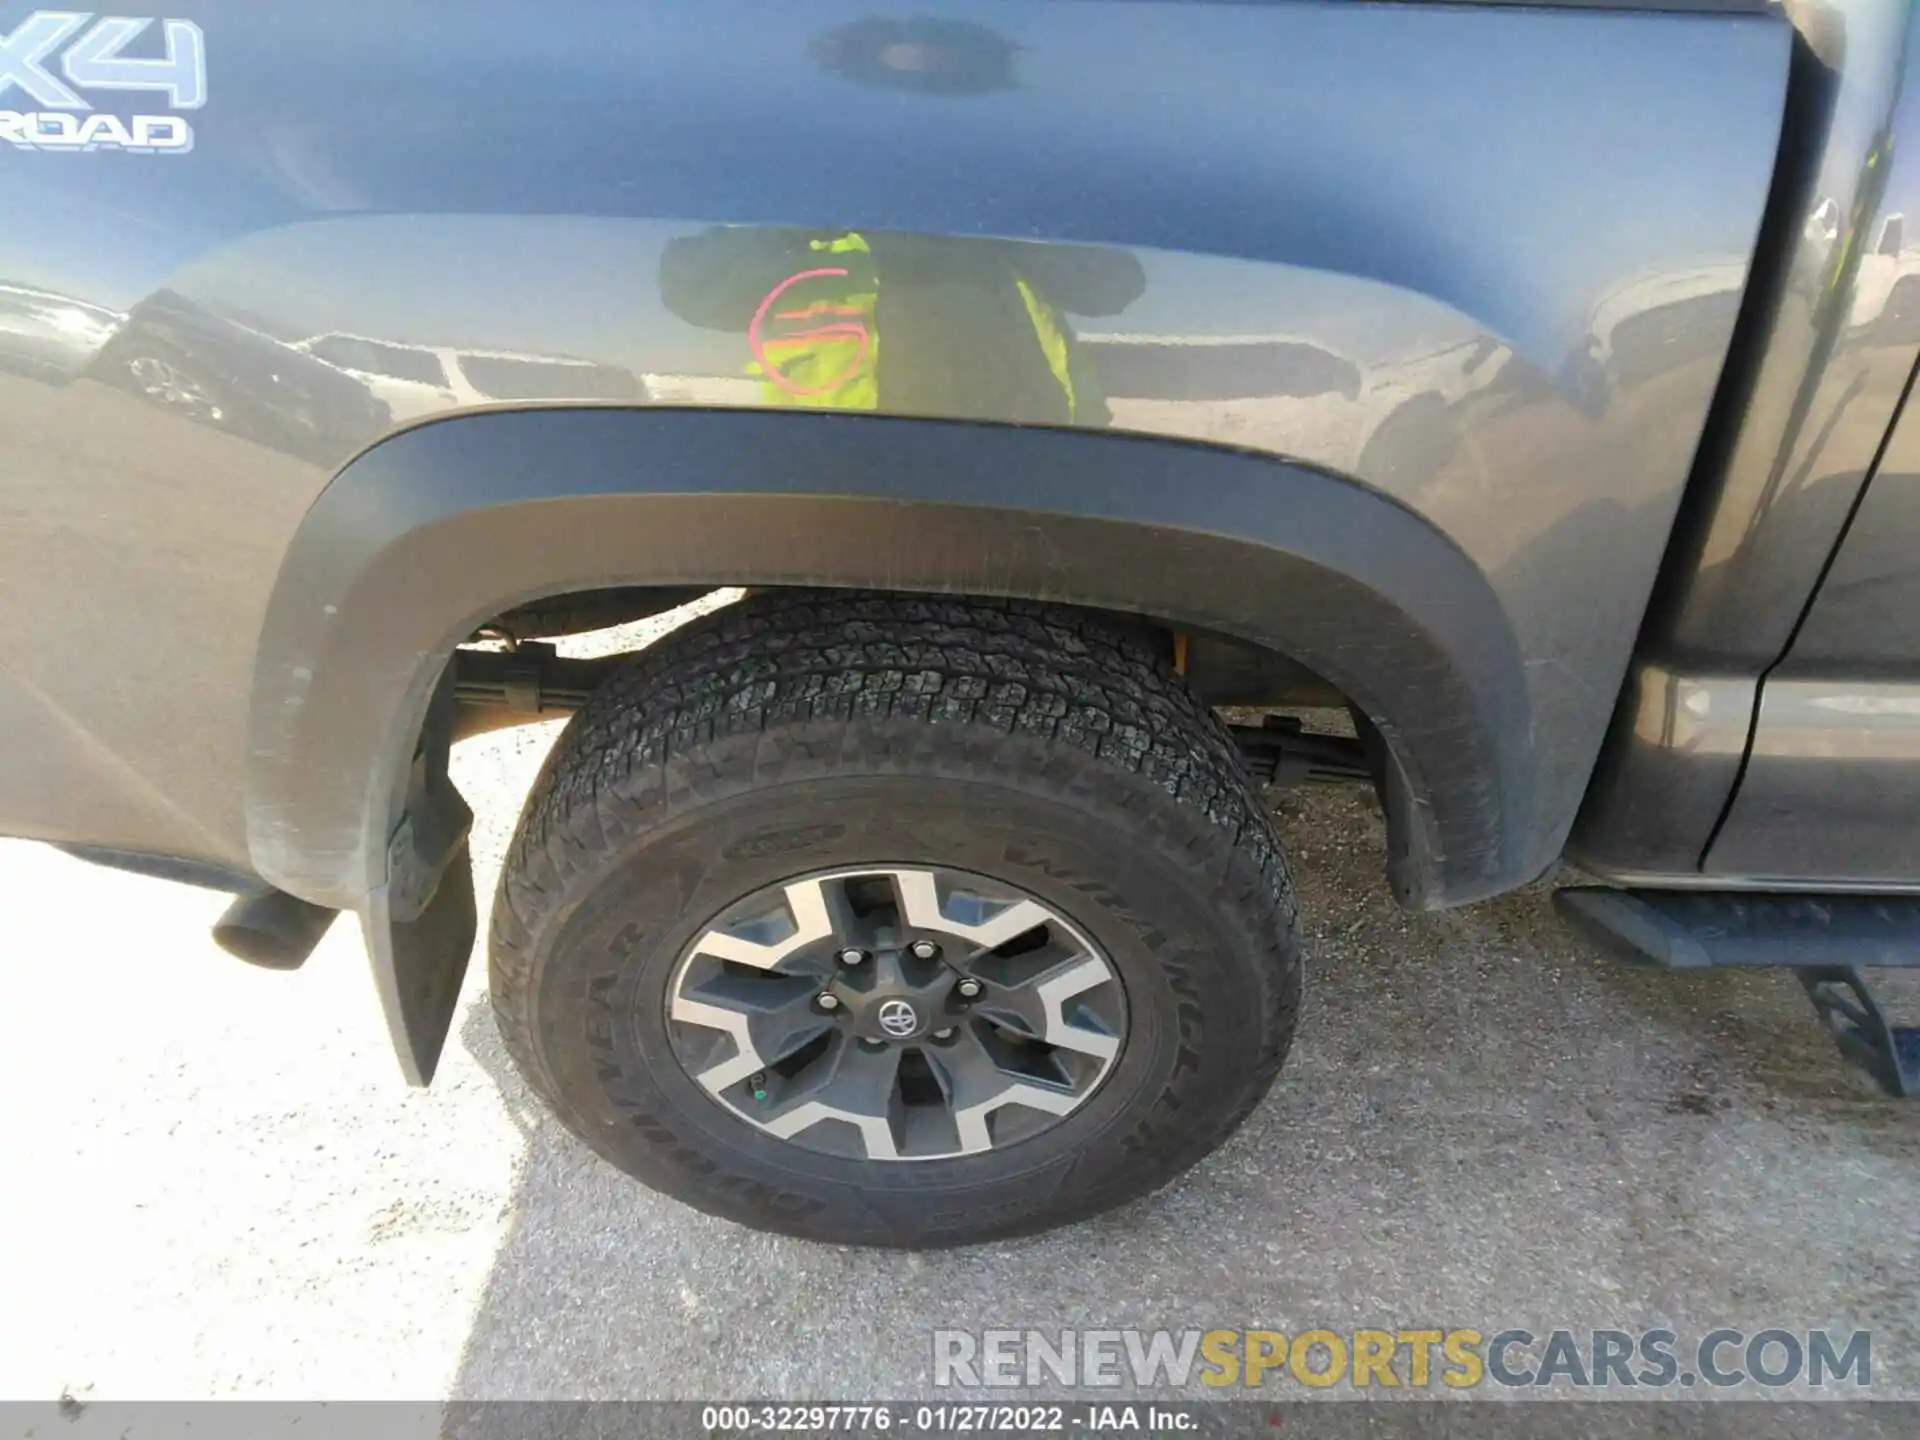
(1708, 333, 1920, 882)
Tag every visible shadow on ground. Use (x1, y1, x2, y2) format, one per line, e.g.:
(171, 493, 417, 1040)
(442, 783, 1920, 1418)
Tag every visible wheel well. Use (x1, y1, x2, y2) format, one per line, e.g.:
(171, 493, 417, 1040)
(467, 583, 1351, 712)
(247, 407, 1532, 940)
(245, 408, 1534, 1082)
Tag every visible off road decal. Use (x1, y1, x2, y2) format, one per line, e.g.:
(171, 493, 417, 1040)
(0, 11, 204, 154)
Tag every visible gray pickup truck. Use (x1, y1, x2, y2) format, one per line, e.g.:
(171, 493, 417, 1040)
(5, 0, 1918, 1246)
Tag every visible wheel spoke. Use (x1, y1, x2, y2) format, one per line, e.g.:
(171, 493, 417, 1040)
(757, 1012, 838, 1071)
(689, 876, 835, 968)
(1029, 957, 1123, 1060)
(971, 955, 1121, 1061)
(896, 870, 1052, 952)
(667, 992, 769, 1095)
(761, 1041, 905, 1160)
(823, 1040, 908, 1117)
(864, 945, 910, 993)
(968, 932, 1086, 989)
(927, 1028, 1080, 1156)
(671, 974, 827, 1089)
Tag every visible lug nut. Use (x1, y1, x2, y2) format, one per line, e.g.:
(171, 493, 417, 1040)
(955, 978, 984, 999)
(816, 992, 840, 1011)
(837, 947, 868, 966)
(909, 940, 940, 960)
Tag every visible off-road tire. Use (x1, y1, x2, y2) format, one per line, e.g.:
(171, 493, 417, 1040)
(488, 590, 1302, 1246)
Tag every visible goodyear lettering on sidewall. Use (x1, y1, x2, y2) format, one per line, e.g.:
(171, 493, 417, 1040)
(0, 11, 205, 154)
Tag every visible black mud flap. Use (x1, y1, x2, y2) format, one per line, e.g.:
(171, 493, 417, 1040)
(363, 668, 476, 1086)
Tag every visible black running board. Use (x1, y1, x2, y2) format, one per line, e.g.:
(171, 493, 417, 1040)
(1554, 888, 1920, 1097)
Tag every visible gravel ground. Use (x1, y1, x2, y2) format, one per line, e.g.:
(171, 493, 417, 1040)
(2, 603, 1916, 1425)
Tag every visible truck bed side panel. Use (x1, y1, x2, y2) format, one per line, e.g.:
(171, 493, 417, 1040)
(0, 0, 1789, 904)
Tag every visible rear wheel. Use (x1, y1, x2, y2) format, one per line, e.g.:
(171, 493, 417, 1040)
(489, 591, 1301, 1246)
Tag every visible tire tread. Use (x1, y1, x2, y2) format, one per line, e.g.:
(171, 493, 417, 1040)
(488, 590, 1301, 1243)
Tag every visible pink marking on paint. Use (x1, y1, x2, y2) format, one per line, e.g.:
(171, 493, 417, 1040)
(749, 266, 872, 396)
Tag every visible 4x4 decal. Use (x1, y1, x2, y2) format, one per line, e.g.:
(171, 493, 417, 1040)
(0, 11, 204, 153)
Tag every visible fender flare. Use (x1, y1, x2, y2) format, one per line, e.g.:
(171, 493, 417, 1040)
(244, 409, 1532, 1074)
